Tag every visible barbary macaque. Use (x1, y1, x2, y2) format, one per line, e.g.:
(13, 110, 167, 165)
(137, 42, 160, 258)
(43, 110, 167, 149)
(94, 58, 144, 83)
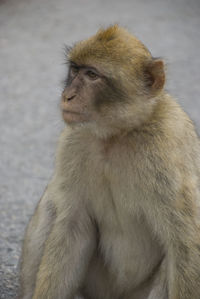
(19, 25, 200, 299)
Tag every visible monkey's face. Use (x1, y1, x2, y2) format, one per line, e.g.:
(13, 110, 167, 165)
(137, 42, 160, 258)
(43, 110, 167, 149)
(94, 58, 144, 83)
(61, 26, 165, 137)
(61, 59, 163, 138)
(61, 63, 98, 124)
(61, 62, 126, 127)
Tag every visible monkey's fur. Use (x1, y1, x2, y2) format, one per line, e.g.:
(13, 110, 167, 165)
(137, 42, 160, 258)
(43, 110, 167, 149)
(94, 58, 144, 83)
(20, 25, 200, 299)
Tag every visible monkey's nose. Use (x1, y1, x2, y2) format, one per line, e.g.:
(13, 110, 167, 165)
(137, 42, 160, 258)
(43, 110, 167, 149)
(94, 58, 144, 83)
(64, 94, 76, 102)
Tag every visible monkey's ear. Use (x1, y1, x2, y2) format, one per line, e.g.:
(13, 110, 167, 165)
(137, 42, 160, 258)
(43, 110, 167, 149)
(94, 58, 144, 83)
(145, 59, 165, 93)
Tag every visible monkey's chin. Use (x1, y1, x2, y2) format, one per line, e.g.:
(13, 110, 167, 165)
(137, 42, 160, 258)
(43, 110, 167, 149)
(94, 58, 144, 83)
(62, 110, 88, 124)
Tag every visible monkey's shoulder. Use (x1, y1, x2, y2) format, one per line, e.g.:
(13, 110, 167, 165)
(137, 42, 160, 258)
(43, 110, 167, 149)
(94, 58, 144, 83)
(136, 96, 200, 155)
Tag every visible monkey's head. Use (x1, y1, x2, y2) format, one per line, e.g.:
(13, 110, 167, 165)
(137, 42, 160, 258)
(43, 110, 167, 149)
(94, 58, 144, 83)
(61, 25, 165, 138)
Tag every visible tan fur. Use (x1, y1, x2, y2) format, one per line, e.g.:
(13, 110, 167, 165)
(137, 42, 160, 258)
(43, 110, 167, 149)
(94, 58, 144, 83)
(20, 25, 200, 299)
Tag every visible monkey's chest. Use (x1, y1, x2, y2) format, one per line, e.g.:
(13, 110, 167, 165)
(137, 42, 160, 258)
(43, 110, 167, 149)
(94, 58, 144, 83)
(96, 208, 161, 287)
(88, 171, 162, 288)
(83, 144, 163, 287)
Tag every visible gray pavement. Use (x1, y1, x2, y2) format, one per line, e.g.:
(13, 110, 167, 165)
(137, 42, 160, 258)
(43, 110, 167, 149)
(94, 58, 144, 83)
(0, 0, 200, 297)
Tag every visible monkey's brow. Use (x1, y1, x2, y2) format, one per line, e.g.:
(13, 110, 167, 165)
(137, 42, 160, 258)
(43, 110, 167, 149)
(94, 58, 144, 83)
(69, 61, 101, 74)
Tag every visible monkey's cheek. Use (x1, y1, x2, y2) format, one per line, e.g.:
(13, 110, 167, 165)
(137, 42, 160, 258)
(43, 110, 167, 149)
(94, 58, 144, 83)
(62, 111, 88, 124)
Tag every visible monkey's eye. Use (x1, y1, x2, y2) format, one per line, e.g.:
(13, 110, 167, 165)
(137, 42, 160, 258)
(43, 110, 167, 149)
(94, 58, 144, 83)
(86, 70, 98, 80)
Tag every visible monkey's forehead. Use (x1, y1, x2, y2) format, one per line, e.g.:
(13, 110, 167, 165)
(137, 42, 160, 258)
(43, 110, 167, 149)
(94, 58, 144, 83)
(68, 25, 151, 68)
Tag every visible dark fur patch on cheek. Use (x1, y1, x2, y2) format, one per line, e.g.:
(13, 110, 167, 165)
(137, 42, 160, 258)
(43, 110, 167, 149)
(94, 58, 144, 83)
(94, 78, 127, 110)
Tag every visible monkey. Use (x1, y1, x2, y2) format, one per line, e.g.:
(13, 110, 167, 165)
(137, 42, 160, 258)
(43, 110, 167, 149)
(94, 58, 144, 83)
(19, 25, 200, 299)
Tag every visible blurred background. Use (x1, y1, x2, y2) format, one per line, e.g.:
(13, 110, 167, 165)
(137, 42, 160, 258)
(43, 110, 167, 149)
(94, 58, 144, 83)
(0, 0, 200, 297)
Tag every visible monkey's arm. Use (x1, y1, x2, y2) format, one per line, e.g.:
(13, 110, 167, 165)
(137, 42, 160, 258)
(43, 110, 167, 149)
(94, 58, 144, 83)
(145, 168, 200, 299)
(32, 198, 96, 299)
(165, 200, 200, 299)
(20, 187, 56, 299)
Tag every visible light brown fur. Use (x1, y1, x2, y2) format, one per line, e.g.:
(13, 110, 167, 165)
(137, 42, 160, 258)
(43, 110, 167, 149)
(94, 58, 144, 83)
(20, 25, 200, 299)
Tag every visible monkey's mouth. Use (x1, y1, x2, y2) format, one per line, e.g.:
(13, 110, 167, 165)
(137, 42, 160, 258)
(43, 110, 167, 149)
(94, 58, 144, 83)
(63, 110, 81, 115)
(62, 110, 87, 123)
